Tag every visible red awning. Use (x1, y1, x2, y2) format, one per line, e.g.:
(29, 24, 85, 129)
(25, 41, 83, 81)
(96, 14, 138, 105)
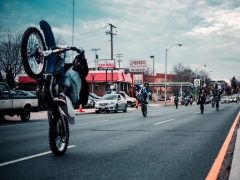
(86, 71, 132, 83)
(123, 73, 132, 83)
(18, 76, 36, 83)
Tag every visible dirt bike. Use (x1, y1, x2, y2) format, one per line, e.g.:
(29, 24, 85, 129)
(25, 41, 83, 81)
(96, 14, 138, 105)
(21, 20, 83, 156)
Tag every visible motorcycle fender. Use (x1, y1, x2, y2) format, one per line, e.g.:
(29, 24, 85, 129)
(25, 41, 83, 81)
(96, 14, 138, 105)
(61, 96, 75, 125)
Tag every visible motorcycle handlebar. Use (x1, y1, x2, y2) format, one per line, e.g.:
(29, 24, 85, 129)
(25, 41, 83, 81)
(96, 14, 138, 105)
(42, 46, 84, 57)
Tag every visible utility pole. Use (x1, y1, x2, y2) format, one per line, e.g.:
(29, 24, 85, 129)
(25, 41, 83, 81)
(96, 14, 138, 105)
(71, 0, 75, 60)
(115, 54, 123, 68)
(107, 23, 117, 85)
(91, 48, 101, 70)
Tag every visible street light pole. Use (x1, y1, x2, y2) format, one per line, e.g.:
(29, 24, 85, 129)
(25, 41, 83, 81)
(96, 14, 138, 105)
(165, 44, 182, 106)
(195, 65, 206, 100)
(150, 56, 154, 92)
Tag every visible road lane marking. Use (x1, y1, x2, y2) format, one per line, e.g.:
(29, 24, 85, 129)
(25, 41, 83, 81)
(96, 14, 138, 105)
(206, 111, 240, 180)
(193, 112, 200, 114)
(153, 119, 175, 125)
(74, 120, 109, 126)
(0, 145, 76, 167)
(0, 122, 43, 128)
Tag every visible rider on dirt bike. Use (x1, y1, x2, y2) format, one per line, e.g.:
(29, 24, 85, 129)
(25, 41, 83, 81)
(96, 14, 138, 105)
(212, 84, 222, 99)
(138, 82, 149, 104)
(198, 88, 206, 114)
(174, 94, 179, 108)
(53, 53, 89, 106)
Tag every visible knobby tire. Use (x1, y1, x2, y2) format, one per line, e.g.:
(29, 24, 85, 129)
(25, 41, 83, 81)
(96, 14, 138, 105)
(49, 114, 69, 156)
(21, 27, 46, 79)
(142, 104, 147, 117)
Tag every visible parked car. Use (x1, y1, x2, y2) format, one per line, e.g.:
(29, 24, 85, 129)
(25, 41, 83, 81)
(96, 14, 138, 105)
(95, 94, 127, 113)
(205, 97, 211, 104)
(229, 96, 237, 103)
(158, 96, 165, 101)
(158, 96, 170, 101)
(0, 82, 38, 121)
(84, 99, 95, 108)
(221, 96, 230, 104)
(118, 91, 136, 107)
(14, 90, 36, 96)
(89, 92, 101, 100)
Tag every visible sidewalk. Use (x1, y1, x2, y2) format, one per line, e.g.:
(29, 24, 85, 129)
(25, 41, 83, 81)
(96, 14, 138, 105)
(229, 127, 240, 180)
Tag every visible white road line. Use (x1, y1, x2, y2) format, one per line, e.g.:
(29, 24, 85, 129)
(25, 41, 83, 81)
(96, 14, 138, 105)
(0, 122, 43, 128)
(74, 120, 109, 126)
(0, 145, 76, 167)
(153, 119, 175, 125)
(193, 112, 200, 114)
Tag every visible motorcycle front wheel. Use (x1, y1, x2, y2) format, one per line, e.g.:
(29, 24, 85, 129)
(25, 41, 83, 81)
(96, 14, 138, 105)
(21, 27, 46, 79)
(49, 112, 69, 156)
(142, 104, 147, 117)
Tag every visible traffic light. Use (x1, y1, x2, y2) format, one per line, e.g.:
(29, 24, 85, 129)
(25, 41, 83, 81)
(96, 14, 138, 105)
(96, 54, 98, 59)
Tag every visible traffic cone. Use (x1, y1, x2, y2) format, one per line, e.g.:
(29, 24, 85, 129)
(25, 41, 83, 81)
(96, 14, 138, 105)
(136, 100, 138, 108)
(78, 104, 82, 112)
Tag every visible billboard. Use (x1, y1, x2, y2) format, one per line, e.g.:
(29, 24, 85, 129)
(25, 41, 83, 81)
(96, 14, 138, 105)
(129, 60, 147, 72)
(97, 60, 115, 70)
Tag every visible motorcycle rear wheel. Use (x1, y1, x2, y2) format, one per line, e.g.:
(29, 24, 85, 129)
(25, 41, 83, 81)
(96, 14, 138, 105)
(142, 104, 147, 117)
(216, 102, 219, 111)
(21, 27, 46, 79)
(49, 113, 69, 156)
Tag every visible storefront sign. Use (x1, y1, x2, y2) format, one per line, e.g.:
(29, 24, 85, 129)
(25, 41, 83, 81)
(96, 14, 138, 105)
(98, 60, 115, 70)
(129, 60, 147, 72)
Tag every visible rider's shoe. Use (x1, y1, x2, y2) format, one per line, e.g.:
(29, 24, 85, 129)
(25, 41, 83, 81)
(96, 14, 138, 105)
(53, 93, 66, 105)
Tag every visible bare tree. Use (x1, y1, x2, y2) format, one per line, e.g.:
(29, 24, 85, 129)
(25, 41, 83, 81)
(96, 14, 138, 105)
(144, 65, 153, 83)
(0, 28, 23, 88)
(171, 62, 193, 94)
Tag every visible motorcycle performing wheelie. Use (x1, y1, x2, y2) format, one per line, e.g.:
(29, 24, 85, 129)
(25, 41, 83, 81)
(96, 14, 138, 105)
(212, 84, 222, 111)
(21, 20, 84, 156)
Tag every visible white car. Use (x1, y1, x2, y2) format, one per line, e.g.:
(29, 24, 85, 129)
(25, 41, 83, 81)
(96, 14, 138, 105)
(95, 94, 127, 113)
(221, 96, 230, 104)
(229, 96, 237, 103)
(0, 82, 38, 121)
(118, 91, 137, 107)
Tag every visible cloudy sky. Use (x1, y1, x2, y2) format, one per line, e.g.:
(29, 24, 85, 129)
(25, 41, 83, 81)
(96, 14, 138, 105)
(1, 0, 240, 83)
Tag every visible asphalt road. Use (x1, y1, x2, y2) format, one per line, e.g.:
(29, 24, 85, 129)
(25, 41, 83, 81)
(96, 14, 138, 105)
(0, 103, 239, 180)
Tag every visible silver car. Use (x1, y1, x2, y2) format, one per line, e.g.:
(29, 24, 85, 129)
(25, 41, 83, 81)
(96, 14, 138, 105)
(95, 94, 127, 113)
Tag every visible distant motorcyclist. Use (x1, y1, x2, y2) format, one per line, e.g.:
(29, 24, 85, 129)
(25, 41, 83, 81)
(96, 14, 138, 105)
(198, 88, 206, 114)
(212, 84, 222, 98)
(174, 94, 179, 109)
(140, 82, 149, 104)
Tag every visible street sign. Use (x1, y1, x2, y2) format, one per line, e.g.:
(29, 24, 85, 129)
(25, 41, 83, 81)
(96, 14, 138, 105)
(194, 79, 200, 86)
(129, 60, 147, 72)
